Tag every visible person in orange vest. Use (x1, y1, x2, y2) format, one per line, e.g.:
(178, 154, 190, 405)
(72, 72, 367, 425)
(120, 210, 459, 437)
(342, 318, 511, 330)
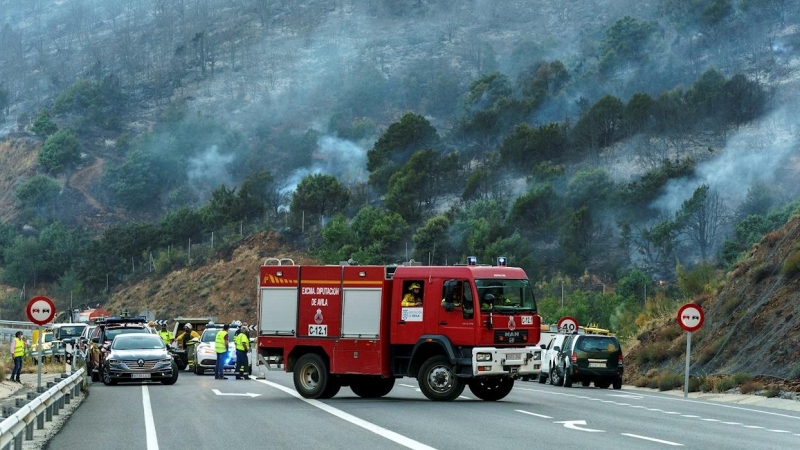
(9, 331, 25, 383)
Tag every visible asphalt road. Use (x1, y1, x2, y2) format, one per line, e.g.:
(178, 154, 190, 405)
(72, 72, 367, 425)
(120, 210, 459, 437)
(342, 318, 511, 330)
(47, 370, 800, 450)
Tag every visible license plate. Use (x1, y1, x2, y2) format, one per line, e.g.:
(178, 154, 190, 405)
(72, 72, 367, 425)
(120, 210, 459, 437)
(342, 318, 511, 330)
(588, 362, 606, 368)
(132, 373, 151, 379)
(506, 353, 521, 360)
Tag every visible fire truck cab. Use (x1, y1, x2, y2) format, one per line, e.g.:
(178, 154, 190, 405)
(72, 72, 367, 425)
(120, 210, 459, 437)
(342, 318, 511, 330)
(257, 257, 542, 401)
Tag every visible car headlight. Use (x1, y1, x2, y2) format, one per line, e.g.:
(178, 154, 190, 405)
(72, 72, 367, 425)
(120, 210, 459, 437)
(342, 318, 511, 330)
(476, 353, 492, 362)
(106, 359, 120, 365)
(199, 347, 215, 355)
(159, 358, 172, 364)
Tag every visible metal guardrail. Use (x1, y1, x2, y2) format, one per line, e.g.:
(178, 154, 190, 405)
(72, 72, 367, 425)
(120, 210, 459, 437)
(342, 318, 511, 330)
(0, 368, 85, 450)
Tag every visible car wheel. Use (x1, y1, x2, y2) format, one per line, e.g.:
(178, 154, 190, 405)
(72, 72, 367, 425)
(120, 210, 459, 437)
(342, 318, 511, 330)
(612, 378, 622, 390)
(468, 377, 514, 401)
(595, 381, 611, 389)
(418, 355, 464, 401)
(162, 362, 179, 385)
(563, 366, 573, 388)
(194, 363, 204, 375)
(293, 353, 332, 399)
(550, 366, 561, 386)
(581, 380, 591, 387)
(102, 368, 116, 386)
(538, 373, 547, 384)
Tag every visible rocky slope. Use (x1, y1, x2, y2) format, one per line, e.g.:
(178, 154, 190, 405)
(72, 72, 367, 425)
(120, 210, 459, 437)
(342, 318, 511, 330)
(626, 212, 800, 382)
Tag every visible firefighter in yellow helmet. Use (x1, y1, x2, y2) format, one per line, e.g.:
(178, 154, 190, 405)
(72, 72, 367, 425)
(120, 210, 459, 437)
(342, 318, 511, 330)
(401, 282, 423, 306)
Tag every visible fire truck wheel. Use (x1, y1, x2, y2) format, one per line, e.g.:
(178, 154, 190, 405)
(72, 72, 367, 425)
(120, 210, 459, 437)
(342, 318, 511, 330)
(418, 355, 464, 401)
(319, 378, 341, 399)
(294, 353, 332, 399)
(350, 376, 395, 398)
(468, 377, 514, 401)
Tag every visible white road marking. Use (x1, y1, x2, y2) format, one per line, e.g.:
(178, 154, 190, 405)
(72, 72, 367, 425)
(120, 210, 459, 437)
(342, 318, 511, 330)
(621, 433, 683, 446)
(767, 429, 791, 433)
(255, 379, 437, 450)
(400, 383, 416, 388)
(515, 410, 552, 419)
(554, 420, 604, 432)
(142, 385, 159, 450)
(743, 425, 764, 429)
(681, 415, 699, 418)
(211, 389, 261, 397)
(701, 418, 720, 422)
(721, 422, 742, 425)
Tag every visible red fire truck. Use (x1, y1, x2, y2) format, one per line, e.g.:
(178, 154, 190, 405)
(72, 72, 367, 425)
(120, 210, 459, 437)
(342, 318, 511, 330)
(256, 257, 542, 402)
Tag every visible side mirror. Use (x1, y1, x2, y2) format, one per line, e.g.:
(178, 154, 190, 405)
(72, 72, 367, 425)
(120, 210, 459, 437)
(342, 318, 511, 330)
(91, 337, 100, 344)
(539, 344, 546, 349)
(552, 346, 560, 352)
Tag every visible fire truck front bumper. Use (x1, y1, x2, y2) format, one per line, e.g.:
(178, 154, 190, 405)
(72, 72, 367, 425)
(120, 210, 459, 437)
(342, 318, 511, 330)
(471, 347, 542, 378)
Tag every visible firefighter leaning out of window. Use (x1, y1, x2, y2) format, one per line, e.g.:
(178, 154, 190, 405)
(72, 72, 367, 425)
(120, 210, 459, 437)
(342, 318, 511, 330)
(175, 323, 200, 349)
(401, 282, 423, 306)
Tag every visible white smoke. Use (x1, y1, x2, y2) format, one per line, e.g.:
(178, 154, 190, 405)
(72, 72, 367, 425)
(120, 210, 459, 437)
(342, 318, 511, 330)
(280, 135, 368, 198)
(651, 106, 799, 214)
(187, 145, 236, 203)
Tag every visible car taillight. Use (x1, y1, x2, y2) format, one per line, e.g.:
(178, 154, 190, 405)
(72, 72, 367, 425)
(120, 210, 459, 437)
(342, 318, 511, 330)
(618, 354, 623, 365)
(570, 352, 577, 364)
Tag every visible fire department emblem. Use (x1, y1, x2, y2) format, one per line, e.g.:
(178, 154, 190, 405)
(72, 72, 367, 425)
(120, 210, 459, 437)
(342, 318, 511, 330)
(508, 316, 516, 331)
(314, 309, 324, 324)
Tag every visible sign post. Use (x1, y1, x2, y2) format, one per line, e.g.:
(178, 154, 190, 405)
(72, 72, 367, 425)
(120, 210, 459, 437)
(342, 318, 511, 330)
(26, 296, 57, 392)
(677, 303, 705, 398)
(557, 316, 580, 334)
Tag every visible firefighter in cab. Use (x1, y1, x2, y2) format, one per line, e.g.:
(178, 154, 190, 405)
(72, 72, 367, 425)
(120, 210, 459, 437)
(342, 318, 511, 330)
(401, 282, 423, 306)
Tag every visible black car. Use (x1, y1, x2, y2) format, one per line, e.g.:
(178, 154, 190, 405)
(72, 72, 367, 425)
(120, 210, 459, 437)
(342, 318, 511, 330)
(551, 334, 623, 389)
(102, 334, 178, 385)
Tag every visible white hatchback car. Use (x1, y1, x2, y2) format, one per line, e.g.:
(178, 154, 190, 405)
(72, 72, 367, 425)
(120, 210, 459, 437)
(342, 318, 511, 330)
(539, 333, 569, 384)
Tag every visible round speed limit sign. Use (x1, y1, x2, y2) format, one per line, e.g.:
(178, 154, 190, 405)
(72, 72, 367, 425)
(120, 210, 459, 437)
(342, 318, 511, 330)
(557, 316, 580, 334)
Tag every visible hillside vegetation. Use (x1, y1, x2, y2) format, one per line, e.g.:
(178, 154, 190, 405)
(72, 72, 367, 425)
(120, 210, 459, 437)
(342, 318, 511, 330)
(1, 1, 800, 387)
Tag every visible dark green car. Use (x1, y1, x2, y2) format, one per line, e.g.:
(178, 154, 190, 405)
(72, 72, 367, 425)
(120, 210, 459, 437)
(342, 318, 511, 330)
(551, 334, 623, 389)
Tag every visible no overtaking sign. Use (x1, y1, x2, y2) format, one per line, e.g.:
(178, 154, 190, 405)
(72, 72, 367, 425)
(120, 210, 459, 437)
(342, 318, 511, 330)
(26, 296, 56, 326)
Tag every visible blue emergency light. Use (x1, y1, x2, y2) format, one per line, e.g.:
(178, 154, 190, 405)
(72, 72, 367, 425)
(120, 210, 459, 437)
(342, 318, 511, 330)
(467, 256, 477, 266)
(497, 256, 507, 266)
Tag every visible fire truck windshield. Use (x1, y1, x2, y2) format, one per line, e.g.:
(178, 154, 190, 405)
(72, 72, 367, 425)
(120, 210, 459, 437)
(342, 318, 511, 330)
(475, 279, 536, 313)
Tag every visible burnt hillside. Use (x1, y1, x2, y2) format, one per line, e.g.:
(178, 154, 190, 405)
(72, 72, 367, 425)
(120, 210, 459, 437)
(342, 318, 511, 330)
(102, 231, 316, 324)
(627, 212, 800, 381)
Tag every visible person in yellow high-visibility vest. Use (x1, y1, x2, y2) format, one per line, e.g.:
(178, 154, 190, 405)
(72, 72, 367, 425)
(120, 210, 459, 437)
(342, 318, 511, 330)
(9, 331, 25, 383)
(234, 327, 250, 380)
(158, 324, 174, 346)
(214, 324, 229, 380)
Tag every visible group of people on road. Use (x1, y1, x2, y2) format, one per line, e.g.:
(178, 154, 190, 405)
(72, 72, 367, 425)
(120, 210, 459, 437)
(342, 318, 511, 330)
(213, 323, 251, 380)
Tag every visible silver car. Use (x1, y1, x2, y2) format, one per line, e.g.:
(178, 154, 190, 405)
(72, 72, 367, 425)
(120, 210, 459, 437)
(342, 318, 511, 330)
(193, 327, 238, 375)
(102, 334, 178, 386)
